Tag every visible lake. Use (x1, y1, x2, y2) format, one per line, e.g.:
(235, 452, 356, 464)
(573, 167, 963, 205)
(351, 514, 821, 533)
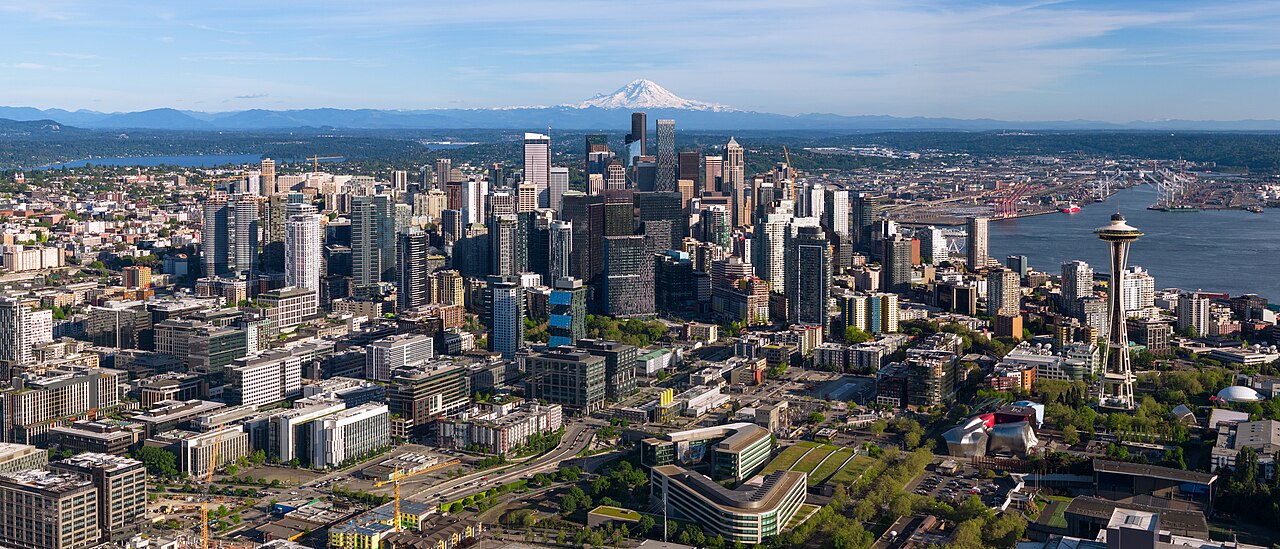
(37, 154, 264, 170)
(988, 185, 1280, 301)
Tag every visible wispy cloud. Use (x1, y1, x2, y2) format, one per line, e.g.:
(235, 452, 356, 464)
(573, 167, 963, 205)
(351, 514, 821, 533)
(6, 62, 51, 70)
(233, 93, 269, 99)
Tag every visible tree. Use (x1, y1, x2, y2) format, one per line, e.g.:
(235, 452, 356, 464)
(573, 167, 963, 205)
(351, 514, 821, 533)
(1062, 425, 1080, 446)
(447, 502, 463, 513)
(807, 412, 826, 425)
(638, 515, 656, 534)
(843, 326, 871, 344)
(133, 446, 179, 478)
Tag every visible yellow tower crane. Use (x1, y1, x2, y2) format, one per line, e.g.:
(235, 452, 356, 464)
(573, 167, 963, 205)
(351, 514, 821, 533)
(783, 146, 797, 200)
(201, 174, 250, 195)
(201, 431, 224, 549)
(371, 467, 434, 533)
(306, 156, 343, 173)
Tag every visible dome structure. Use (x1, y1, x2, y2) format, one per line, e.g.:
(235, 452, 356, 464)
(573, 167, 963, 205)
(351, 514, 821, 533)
(1216, 385, 1263, 403)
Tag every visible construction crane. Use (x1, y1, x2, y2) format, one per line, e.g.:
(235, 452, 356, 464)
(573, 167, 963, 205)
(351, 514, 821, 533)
(201, 431, 224, 549)
(201, 175, 249, 195)
(371, 467, 435, 533)
(306, 156, 342, 173)
(782, 146, 796, 201)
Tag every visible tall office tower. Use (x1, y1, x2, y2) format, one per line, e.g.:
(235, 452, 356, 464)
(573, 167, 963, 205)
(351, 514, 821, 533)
(396, 231, 432, 311)
(606, 160, 626, 191)
(561, 192, 605, 291)
(435, 158, 453, 189)
(655, 119, 677, 191)
(549, 166, 570, 212)
(434, 269, 464, 305)
(524, 348, 606, 413)
(1061, 260, 1094, 315)
(202, 194, 231, 277)
(0, 296, 32, 368)
(578, 338, 638, 401)
(919, 226, 947, 265)
(258, 157, 277, 196)
(850, 193, 879, 254)
(548, 276, 587, 348)
(965, 216, 989, 271)
(490, 214, 522, 277)
(351, 194, 395, 295)
(753, 203, 794, 293)
(464, 178, 489, 226)
(1177, 292, 1210, 337)
(284, 213, 322, 292)
(603, 190, 635, 237)
(516, 183, 538, 213)
(603, 235, 654, 318)
(549, 220, 574, 280)
(440, 209, 464, 245)
(445, 181, 465, 211)
(1122, 266, 1156, 312)
(585, 134, 609, 169)
(625, 112, 647, 164)
(701, 206, 732, 250)
(786, 226, 831, 327)
(0, 469, 102, 549)
(823, 187, 850, 237)
(987, 267, 1021, 316)
(883, 234, 913, 295)
(1096, 214, 1143, 410)
(587, 174, 605, 196)
(523, 132, 551, 208)
(524, 211, 549, 278)
(391, 170, 408, 193)
(260, 195, 287, 272)
(800, 182, 825, 219)
(366, 334, 435, 382)
(724, 138, 747, 227)
(1006, 255, 1030, 278)
(633, 157, 657, 191)
(49, 453, 146, 542)
(635, 191, 685, 251)
(704, 155, 724, 193)
(491, 190, 516, 217)
(487, 163, 505, 188)
(678, 151, 701, 194)
(487, 276, 525, 359)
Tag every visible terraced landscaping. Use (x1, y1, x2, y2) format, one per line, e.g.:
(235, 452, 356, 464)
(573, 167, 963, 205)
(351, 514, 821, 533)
(807, 448, 855, 485)
(791, 445, 838, 474)
(828, 455, 876, 485)
(761, 445, 813, 474)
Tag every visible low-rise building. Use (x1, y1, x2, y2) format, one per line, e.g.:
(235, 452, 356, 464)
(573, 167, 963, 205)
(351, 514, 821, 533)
(650, 465, 806, 544)
(438, 401, 562, 455)
(1211, 419, 1279, 481)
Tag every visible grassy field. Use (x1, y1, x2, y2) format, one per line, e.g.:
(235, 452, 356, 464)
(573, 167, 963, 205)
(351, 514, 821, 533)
(792, 445, 839, 474)
(761, 445, 812, 474)
(807, 448, 855, 485)
(828, 455, 876, 486)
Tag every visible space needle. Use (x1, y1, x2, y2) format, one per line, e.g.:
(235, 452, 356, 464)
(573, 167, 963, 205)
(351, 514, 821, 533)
(1097, 213, 1143, 409)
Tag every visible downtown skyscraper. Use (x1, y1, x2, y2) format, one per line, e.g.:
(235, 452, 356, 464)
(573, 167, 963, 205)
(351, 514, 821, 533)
(284, 212, 322, 292)
(724, 137, 747, 227)
(966, 216, 989, 271)
(351, 193, 396, 296)
(655, 119, 676, 192)
(625, 112, 646, 165)
(786, 225, 831, 328)
(524, 133, 551, 208)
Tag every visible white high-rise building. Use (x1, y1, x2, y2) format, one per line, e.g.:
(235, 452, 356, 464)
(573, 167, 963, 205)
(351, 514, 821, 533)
(987, 268, 1021, 316)
(464, 178, 489, 226)
(285, 214, 322, 292)
(1177, 292, 1210, 337)
(549, 166, 570, 212)
(1061, 260, 1094, 314)
(311, 403, 390, 468)
(524, 133, 551, 208)
(365, 333, 435, 382)
(920, 226, 948, 265)
(823, 187, 849, 238)
(232, 194, 259, 275)
(1122, 266, 1155, 312)
(226, 350, 303, 407)
(28, 308, 53, 347)
(489, 278, 525, 360)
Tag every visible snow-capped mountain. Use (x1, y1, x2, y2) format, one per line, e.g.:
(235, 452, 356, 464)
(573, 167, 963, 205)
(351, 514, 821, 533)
(571, 79, 734, 111)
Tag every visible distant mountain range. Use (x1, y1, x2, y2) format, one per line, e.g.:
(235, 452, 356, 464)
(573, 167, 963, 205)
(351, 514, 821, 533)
(3, 79, 1280, 132)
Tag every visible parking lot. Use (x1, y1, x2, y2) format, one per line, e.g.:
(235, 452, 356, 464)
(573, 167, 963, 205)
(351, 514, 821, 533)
(911, 466, 1009, 509)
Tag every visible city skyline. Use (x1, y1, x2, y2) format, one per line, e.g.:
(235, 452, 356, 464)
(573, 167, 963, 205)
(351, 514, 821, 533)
(0, 1, 1279, 121)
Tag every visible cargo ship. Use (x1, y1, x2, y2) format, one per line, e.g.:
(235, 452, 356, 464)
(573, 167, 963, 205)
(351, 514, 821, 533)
(1060, 203, 1081, 213)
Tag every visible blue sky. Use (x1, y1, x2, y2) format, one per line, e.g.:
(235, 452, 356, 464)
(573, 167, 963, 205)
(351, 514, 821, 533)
(2, 0, 1279, 121)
